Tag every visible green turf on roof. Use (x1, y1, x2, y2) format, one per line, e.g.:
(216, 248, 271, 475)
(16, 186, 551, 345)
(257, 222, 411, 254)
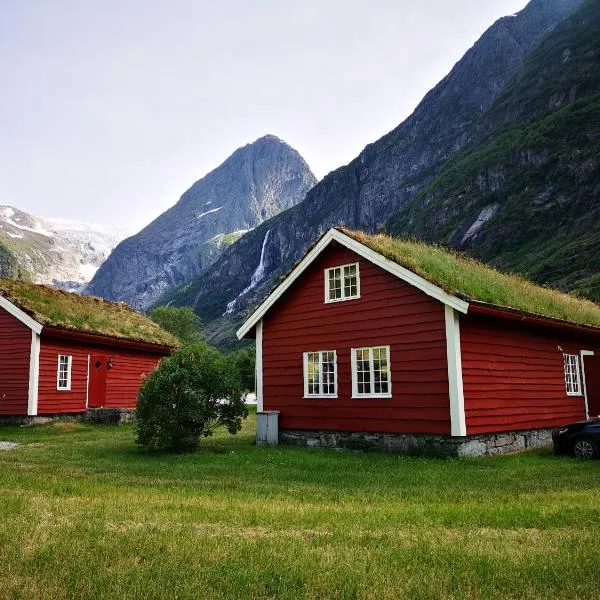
(0, 279, 178, 346)
(340, 229, 600, 329)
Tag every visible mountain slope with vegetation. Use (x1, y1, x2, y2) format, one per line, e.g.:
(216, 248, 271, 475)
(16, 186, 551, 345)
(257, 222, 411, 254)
(163, 0, 586, 347)
(386, 0, 600, 300)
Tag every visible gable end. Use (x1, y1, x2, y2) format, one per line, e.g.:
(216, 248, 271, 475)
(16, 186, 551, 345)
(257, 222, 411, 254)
(237, 228, 468, 339)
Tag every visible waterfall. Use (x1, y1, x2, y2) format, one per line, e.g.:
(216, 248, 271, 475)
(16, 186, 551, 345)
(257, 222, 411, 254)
(224, 229, 272, 315)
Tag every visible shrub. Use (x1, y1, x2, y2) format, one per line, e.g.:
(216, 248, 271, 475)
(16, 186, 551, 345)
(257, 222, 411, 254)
(149, 305, 204, 345)
(136, 344, 247, 452)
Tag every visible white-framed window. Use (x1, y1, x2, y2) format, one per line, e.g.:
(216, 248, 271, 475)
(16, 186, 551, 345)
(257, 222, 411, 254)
(57, 354, 72, 391)
(563, 353, 582, 396)
(325, 262, 360, 303)
(303, 350, 337, 398)
(351, 346, 391, 398)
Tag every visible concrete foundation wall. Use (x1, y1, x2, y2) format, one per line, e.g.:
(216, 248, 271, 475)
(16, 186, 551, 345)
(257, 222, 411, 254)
(280, 428, 554, 457)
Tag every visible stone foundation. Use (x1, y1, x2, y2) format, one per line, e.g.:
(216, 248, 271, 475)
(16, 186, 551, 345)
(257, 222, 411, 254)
(85, 408, 136, 424)
(0, 414, 81, 426)
(280, 428, 554, 457)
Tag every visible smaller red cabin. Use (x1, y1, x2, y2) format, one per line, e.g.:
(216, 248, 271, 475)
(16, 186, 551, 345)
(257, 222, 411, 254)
(238, 228, 600, 456)
(0, 279, 176, 420)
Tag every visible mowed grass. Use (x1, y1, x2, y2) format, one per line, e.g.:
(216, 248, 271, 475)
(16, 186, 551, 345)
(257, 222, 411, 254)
(1, 412, 599, 599)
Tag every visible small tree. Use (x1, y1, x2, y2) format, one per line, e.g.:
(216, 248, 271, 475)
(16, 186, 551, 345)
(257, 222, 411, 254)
(149, 305, 204, 345)
(136, 344, 247, 452)
(227, 345, 256, 393)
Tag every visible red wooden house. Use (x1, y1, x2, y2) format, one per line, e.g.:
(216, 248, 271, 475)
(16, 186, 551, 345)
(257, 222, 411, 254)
(0, 279, 176, 422)
(238, 228, 600, 456)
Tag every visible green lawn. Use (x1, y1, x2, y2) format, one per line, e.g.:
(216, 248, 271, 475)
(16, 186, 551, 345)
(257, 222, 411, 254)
(1, 412, 599, 599)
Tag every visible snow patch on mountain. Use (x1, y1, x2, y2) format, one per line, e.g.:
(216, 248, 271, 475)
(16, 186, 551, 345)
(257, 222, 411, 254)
(0, 205, 129, 291)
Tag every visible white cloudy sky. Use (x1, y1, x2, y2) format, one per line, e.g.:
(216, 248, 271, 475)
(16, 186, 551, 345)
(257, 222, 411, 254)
(0, 0, 528, 232)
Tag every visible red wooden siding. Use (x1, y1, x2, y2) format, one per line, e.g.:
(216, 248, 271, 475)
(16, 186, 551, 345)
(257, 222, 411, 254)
(38, 335, 163, 414)
(262, 244, 451, 435)
(461, 314, 599, 434)
(103, 351, 161, 408)
(0, 306, 31, 415)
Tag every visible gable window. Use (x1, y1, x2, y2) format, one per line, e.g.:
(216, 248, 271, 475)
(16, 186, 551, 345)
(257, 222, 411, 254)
(351, 346, 391, 398)
(325, 263, 360, 302)
(563, 353, 582, 396)
(303, 351, 337, 398)
(57, 355, 72, 391)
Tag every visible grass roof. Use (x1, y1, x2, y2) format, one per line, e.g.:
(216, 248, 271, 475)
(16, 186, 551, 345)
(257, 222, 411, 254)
(340, 229, 600, 329)
(0, 279, 178, 346)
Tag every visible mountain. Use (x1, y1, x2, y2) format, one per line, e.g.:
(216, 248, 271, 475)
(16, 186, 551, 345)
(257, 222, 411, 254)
(386, 0, 600, 300)
(86, 135, 317, 309)
(0, 206, 127, 290)
(163, 0, 586, 348)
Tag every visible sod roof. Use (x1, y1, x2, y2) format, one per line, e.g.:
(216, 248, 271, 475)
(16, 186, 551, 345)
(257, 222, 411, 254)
(339, 229, 600, 329)
(0, 279, 178, 346)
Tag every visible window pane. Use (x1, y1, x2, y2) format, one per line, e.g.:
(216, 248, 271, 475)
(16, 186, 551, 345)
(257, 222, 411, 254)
(58, 355, 70, 388)
(307, 353, 320, 395)
(563, 354, 580, 394)
(322, 351, 336, 394)
(328, 268, 342, 300)
(356, 348, 371, 394)
(373, 347, 389, 394)
(343, 264, 358, 297)
(306, 351, 336, 396)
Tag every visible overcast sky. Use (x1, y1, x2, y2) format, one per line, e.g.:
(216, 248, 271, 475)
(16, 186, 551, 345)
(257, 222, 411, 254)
(0, 0, 529, 232)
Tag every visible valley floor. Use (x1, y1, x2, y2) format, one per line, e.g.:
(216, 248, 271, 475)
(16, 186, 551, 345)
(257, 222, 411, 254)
(0, 412, 599, 599)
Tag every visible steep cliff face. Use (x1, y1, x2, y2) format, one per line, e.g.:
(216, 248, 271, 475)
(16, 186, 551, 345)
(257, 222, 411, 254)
(165, 0, 584, 347)
(0, 206, 126, 289)
(86, 135, 316, 309)
(387, 0, 600, 300)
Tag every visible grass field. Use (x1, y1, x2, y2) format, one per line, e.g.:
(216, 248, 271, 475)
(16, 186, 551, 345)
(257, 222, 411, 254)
(1, 411, 599, 599)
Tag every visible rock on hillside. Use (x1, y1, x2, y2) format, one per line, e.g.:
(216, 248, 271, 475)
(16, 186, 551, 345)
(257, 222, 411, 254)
(163, 0, 584, 348)
(0, 206, 127, 290)
(86, 135, 317, 310)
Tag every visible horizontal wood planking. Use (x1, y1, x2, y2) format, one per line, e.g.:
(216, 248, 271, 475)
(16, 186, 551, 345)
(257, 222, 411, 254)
(461, 314, 599, 434)
(38, 335, 164, 414)
(0, 306, 32, 415)
(38, 338, 90, 413)
(103, 351, 161, 408)
(263, 244, 451, 435)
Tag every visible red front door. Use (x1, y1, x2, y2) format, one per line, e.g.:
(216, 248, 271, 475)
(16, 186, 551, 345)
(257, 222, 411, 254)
(88, 354, 108, 408)
(583, 354, 600, 418)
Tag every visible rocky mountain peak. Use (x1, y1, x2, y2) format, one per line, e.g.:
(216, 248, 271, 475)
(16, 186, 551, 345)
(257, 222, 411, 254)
(86, 135, 317, 309)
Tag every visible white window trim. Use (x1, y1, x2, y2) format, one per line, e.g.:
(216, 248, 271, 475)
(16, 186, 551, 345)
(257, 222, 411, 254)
(563, 353, 583, 396)
(351, 345, 392, 399)
(57, 354, 73, 391)
(324, 262, 360, 303)
(303, 350, 338, 398)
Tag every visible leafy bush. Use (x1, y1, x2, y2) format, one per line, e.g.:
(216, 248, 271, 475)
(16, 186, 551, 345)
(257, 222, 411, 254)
(149, 305, 204, 345)
(136, 344, 247, 452)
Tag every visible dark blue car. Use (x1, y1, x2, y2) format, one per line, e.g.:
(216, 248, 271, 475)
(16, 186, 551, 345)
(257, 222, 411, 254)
(553, 418, 600, 459)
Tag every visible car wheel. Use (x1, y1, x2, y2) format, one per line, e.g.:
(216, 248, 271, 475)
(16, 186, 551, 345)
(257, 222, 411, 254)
(572, 437, 599, 460)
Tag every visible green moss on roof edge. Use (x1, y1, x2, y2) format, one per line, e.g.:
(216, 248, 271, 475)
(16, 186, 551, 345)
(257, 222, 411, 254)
(338, 228, 600, 329)
(0, 279, 179, 347)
